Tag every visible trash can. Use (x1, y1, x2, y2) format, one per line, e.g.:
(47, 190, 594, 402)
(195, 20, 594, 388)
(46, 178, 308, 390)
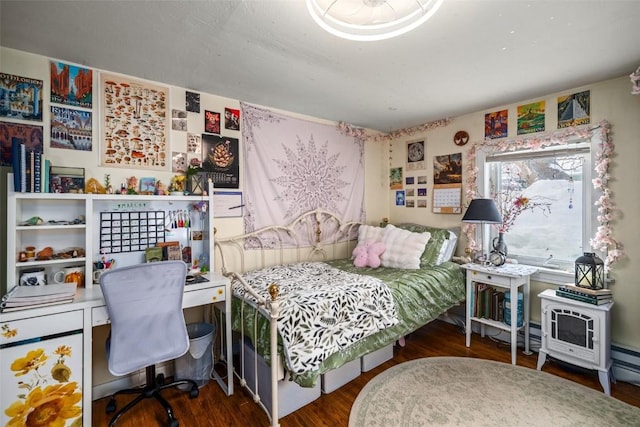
(175, 322, 215, 389)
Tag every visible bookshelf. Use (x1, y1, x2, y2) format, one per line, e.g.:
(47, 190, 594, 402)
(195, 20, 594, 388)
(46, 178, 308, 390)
(461, 263, 537, 365)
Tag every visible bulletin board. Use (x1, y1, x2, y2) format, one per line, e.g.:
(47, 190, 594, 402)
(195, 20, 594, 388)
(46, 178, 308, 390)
(99, 211, 165, 254)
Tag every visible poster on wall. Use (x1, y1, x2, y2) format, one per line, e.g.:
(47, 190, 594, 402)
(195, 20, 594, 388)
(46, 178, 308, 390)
(50, 61, 93, 108)
(517, 100, 545, 135)
(390, 167, 403, 189)
(204, 110, 220, 134)
(406, 139, 425, 170)
(484, 109, 508, 139)
(0, 72, 43, 121)
(100, 73, 169, 169)
(558, 90, 590, 128)
(224, 107, 240, 131)
(201, 134, 239, 188)
(50, 106, 92, 151)
(0, 122, 43, 167)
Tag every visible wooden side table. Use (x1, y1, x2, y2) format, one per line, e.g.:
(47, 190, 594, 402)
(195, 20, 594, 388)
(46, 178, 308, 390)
(462, 263, 537, 365)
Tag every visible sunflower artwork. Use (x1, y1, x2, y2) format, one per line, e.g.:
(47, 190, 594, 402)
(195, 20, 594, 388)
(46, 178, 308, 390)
(2, 338, 83, 427)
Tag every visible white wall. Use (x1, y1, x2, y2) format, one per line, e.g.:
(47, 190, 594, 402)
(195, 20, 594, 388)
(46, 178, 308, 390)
(386, 76, 640, 352)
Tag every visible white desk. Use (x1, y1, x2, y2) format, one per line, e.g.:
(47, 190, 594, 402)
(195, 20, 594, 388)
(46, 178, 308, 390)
(0, 272, 232, 427)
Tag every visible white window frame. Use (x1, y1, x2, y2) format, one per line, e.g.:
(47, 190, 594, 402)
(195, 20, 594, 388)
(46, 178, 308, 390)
(473, 132, 603, 285)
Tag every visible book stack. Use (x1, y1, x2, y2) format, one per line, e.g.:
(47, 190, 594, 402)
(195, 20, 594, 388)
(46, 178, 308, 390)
(556, 284, 613, 305)
(470, 283, 505, 321)
(11, 138, 48, 193)
(1, 283, 77, 312)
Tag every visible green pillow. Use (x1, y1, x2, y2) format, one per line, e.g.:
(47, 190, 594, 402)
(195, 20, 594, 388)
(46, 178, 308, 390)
(395, 223, 452, 267)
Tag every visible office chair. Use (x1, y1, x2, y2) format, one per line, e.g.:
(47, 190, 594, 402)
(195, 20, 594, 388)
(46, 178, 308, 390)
(100, 261, 199, 427)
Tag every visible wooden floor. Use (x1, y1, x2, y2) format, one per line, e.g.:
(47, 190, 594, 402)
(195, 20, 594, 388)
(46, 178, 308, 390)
(92, 319, 640, 426)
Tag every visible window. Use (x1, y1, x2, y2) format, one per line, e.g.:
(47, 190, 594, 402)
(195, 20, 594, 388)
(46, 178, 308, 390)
(465, 122, 622, 283)
(484, 142, 592, 271)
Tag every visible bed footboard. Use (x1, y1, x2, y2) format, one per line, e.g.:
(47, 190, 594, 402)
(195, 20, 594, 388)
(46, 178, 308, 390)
(214, 209, 361, 426)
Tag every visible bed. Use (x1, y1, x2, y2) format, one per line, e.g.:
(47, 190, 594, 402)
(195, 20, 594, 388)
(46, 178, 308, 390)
(213, 209, 465, 426)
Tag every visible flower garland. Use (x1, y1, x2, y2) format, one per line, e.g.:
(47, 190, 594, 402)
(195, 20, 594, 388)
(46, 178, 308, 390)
(630, 66, 640, 95)
(463, 120, 624, 271)
(338, 117, 451, 142)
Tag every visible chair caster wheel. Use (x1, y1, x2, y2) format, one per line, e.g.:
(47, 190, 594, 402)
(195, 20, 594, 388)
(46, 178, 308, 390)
(169, 418, 179, 427)
(106, 398, 116, 414)
(189, 386, 199, 398)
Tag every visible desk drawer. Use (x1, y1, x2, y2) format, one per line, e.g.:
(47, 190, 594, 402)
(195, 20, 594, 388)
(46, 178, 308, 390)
(1, 309, 83, 345)
(183, 285, 226, 307)
(468, 270, 512, 287)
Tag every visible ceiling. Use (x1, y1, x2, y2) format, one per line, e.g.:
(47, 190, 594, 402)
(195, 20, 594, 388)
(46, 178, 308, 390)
(1, 0, 640, 132)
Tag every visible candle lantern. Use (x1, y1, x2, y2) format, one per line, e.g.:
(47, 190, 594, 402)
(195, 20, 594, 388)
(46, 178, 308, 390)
(575, 252, 605, 289)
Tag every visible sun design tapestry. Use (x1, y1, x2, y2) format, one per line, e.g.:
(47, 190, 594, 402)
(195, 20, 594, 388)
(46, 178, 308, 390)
(241, 102, 365, 237)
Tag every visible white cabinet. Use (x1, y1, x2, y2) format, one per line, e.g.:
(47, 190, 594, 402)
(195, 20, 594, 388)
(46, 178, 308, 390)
(462, 263, 537, 365)
(537, 289, 614, 395)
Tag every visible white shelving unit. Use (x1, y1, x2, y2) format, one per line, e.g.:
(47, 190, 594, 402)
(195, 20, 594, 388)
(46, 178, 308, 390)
(461, 263, 537, 365)
(6, 175, 214, 291)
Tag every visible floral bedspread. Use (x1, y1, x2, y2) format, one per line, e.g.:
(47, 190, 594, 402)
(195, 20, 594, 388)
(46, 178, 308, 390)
(232, 262, 398, 374)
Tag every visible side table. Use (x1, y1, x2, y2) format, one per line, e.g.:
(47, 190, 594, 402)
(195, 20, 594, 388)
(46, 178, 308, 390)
(461, 263, 537, 365)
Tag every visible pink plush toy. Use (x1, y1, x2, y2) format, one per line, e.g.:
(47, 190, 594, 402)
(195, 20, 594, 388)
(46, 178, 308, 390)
(352, 239, 386, 268)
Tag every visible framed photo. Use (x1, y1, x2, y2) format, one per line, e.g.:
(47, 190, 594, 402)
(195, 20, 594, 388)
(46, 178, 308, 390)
(100, 73, 169, 170)
(139, 177, 156, 195)
(0, 122, 43, 167)
(485, 109, 508, 139)
(49, 166, 85, 194)
(558, 90, 590, 128)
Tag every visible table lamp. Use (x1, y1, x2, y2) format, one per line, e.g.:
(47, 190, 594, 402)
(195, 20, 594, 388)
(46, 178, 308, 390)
(462, 198, 502, 263)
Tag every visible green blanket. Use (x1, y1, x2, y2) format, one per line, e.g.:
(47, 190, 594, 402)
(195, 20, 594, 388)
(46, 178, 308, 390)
(231, 260, 465, 387)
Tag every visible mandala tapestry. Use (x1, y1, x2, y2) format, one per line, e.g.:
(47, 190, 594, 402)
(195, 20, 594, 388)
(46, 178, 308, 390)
(240, 102, 365, 240)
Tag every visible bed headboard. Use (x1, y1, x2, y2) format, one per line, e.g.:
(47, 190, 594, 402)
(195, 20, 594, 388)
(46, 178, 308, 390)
(214, 209, 362, 275)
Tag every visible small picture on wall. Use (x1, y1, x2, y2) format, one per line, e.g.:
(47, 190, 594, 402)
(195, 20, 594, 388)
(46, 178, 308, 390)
(171, 109, 187, 131)
(558, 90, 590, 128)
(406, 199, 415, 208)
(484, 109, 508, 139)
(50, 106, 92, 151)
(417, 199, 427, 208)
(418, 188, 427, 197)
(187, 133, 201, 153)
(50, 61, 93, 108)
(517, 100, 545, 135)
(224, 107, 240, 131)
(0, 72, 43, 121)
(185, 91, 200, 113)
(417, 175, 427, 184)
(172, 151, 187, 173)
(395, 190, 405, 206)
(390, 167, 403, 189)
(204, 110, 220, 134)
(406, 140, 425, 170)
(406, 188, 415, 197)
(405, 176, 415, 185)
(433, 153, 462, 185)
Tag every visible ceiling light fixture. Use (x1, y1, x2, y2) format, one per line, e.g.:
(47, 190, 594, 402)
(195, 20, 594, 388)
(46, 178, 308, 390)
(306, 0, 444, 41)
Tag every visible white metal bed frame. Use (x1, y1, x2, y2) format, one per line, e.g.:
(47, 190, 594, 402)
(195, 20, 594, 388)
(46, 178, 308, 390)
(214, 209, 362, 426)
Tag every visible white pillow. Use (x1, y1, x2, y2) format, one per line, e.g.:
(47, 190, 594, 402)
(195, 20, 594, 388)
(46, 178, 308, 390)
(381, 224, 431, 269)
(436, 231, 458, 264)
(353, 225, 387, 257)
